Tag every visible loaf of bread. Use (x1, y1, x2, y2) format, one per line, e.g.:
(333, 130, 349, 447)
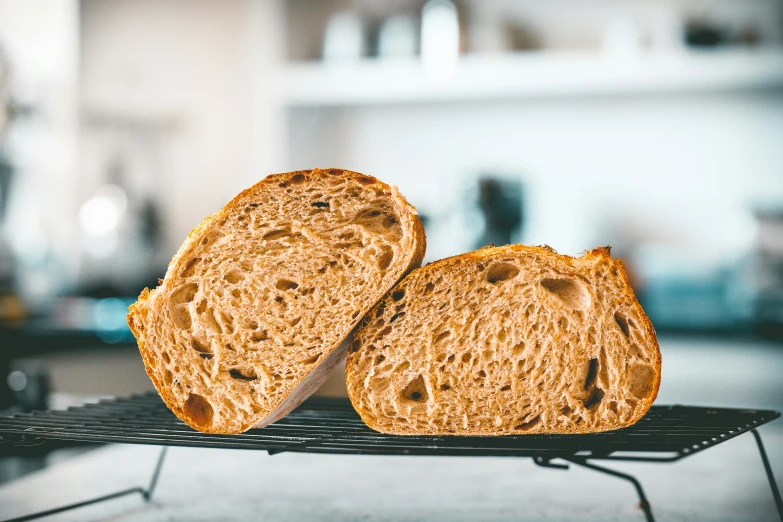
(128, 169, 425, 434)
(346, 245, 661, 435)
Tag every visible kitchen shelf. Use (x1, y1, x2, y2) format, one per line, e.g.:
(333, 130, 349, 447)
(278, 48, 783, 106)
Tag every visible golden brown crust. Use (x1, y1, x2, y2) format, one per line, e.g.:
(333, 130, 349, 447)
(346, 243, 661, 436)
(128, 168, 426, 433)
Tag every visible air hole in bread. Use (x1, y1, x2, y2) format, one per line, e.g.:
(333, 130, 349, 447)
(164, 370, 174, 385)
(221, 312, 235, 334)
(424, 282, 435, 293)
(196, 300, 207, 315)
(302, 353, 323, 365)
(311, 201, 330, 209)
(446, 354, 455, 363)
(251, 330, 269, 342)
(289, 316, 302, 327)
(355, 206, 401, 237)
(461, 352, 472, 364)
(514, 415, 541, 431)
(392, 289, 405, 301)
(181, 258, 201, 278)
(434, 330, 450, 343)
(289, 173, 306, 184)
(375, 355, 385, 364)
(191, 339, 213, 359)
(230, 368, 257, 381)
(440, 384, 451, 391)
(263, 229, 289, 240)
(274, 296, 283, 303)
(477, 263, 485, 272)
(608, 401, 619, 414)
(561, 405, 572, 415)
(377, 326, 393, 338)
(630, 364, 655, 398)
(224, 270, 244, 284)
(614, 311, 630, 337)
(389, 312, 405, 323)
(349, 339, 361, 353)
(276, 279, 299, 291)
(584, 387, 604, 409)
(356, 175, 374, 184)
(540, 277, 589, 309)
(477, 370, 487, 378)
(184, 393, 213, 429)
(401, 375, 428, 402)
(204, 310, 222, 333)
(486, 262, 520, 284)
(171, 283, 198, 304)
(500, 384, 511, 391)
(231, 289, 241, 298)
(200, 230, 224, 246)
(584, 358, 599, 390)
(170, 306, 192, 329)
(378, 247, 394, 271)
(162, 351, 171, 364)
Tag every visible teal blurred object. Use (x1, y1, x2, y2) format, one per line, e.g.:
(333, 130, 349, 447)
(639, 274, 738, 331)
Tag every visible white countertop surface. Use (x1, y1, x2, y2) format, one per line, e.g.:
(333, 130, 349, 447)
(2, 335, 782, 521)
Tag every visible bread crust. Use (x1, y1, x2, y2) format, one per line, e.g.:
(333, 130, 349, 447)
(128, 168, 425, 433)
(345, 244, 661, 436)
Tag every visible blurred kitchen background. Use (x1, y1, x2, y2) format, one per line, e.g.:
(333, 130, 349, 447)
(1, 0, 783, 485)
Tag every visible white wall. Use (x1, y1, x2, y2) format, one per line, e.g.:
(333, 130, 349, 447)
(79, 0, 269, 257)
(287, 90, 783, 263)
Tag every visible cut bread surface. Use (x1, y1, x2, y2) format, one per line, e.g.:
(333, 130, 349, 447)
(346, 245, 661, 435)
(128, 169, 425, 434)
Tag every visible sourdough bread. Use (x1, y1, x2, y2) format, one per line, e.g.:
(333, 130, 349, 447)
(128, 169, 425, 434)
(345, 245, 661, 435)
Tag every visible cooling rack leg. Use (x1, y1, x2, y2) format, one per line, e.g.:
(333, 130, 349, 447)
(143, 447, 168, 500)
(751, 429, 783, 522)
(564, 458, 654, 522)
(1, 446, 168, 522)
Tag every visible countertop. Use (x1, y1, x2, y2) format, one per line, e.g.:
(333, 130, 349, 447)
(1, 335, 782, 521)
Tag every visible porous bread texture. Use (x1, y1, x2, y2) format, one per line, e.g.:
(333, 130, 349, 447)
(346, 245, 661, 436)
(128, 169, 425, 434)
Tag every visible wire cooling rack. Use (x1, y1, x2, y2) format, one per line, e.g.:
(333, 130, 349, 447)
(0, 393, 780, 522)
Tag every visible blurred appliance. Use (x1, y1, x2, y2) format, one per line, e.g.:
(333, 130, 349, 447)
(78, 155, 164, 297)
(632, 245, 738, 332)
(0, 155, 13, 293)
(5, 360, 49, 413)
(744, 208, 783, 336)
(474, 176, 524, 249)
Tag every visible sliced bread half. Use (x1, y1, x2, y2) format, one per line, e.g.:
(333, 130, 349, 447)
(346, 245, 660, 435)
(128, 169, 425, 433)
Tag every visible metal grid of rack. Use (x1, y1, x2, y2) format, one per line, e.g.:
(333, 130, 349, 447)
(0, 393, 781, 522)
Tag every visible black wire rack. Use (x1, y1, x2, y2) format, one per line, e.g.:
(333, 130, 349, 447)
(0, 393, 781, 522)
